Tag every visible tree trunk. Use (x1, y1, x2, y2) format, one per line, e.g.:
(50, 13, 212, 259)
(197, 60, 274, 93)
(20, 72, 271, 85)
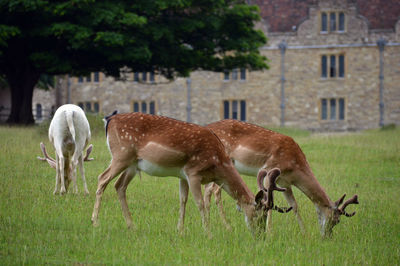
(5, 70, 40, 125)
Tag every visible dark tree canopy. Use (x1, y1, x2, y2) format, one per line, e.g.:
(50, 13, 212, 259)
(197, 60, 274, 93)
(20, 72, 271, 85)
(0, 0, 268, 124)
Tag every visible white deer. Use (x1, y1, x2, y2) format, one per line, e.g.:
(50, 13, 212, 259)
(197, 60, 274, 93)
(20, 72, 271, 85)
(38, 104, 93, 195)
(205, 119, 358, 237)
(91, 112, 289, 234)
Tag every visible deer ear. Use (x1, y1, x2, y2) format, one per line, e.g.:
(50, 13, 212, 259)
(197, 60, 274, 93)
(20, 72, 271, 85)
(255, 190, 265, 206)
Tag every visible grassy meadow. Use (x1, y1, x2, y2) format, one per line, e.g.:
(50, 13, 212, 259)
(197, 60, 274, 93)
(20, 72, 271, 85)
(0, 117, 399, 265)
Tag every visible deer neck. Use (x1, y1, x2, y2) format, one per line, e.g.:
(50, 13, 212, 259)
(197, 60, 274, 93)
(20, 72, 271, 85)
(295, 168, 333, 209)
(217, 163, 255, 206)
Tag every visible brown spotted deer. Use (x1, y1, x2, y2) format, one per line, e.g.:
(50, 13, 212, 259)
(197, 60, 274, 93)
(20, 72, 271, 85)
(206, 119, 358, 237)
(91, 112, 288, 234)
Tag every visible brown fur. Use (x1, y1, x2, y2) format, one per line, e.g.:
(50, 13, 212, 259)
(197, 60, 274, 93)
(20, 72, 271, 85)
(91, 113, 272, 233)
(206, 119, 358, 236)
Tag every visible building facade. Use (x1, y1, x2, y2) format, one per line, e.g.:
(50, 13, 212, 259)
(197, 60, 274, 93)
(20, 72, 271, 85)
(3, 0, 399, 130)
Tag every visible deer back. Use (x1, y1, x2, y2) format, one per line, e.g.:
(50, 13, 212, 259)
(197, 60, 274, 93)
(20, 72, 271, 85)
(207, 119, 309, 173)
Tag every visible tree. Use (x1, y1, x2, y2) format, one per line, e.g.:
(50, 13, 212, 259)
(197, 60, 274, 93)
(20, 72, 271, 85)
(0, 0, 268, 124)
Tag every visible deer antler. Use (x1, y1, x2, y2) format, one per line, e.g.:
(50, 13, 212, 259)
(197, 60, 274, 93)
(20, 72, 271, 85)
(83, 144, 94, 161)
(338, 194, 359, 217)
(38, 142, 93, 169)
(256, 168, 292, 213)
(37, 142, 57, 169)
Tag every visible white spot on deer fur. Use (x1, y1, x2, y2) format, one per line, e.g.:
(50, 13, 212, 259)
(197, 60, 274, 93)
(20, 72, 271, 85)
(121, 147, 126, 151)
(135, 128, 139, 132)
(121, 136, 124, 139)
(122, 129, 125, 132)
(129, 136, 132, 140)
(140, 117, 143, 120)
(142, 133, 145, 137)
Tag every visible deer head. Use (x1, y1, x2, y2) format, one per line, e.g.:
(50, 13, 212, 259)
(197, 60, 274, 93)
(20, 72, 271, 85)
(320, 194, 359, 237)
(37, 142, 93, 192)
(252, 168, 292, 233)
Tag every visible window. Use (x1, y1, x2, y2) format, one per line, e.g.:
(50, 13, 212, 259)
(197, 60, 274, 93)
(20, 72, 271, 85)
(36, 104, 42, 119)
(141, 102, 147, 113)
(338, 12, 345, 31)
(149, 101, 155, 114)
(133, 71, 155, 83)
(224, 70, 229, 81)
(321, 56, 327, 78)
(338, 55, 345, 77)
(321, 11, 345, 33)
(330, 13, 336, 31)
(222, 100, 246, 121)
(321, 54, 345, 79)
(232, 69, 238, 80)
(134, 72, 140, 82)
(77, 101, 100, 113)
(94, 102, 99, 113)
(320, 98, 345, 120)
(240, 68, 246, 80)
(94, 72, 100, 82)
(77, 72, 102, 83)
(85, 102, 92, 112)
(132, 100, 156, 115)
(330, 55, 336, 78)
(223, 68, 247, 81)
(321, 13, 327, 32)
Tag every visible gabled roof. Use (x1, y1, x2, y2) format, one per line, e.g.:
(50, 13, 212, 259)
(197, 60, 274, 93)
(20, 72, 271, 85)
(251, 0, 400, 32)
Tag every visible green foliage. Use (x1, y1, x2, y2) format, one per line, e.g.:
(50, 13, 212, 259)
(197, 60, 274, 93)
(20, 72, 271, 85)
(0, 126, 399, 264)
(0, 0, 268, 78)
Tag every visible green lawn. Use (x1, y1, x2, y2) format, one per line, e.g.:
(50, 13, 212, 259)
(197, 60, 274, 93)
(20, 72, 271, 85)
(0, 121, 399, 265)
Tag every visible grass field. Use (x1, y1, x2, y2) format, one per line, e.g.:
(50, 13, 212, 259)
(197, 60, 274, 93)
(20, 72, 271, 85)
(0, 118, 399, 265)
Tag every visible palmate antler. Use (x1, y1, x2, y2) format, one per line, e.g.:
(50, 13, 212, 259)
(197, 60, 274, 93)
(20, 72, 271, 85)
(256, 168, 293, 213)
(37, 142, 57, 168)
(37, 142, 94, 169)
(335, 194, 359, 217)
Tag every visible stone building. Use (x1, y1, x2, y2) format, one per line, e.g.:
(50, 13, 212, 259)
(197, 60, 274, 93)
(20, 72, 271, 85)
(4, 0, 399, 130)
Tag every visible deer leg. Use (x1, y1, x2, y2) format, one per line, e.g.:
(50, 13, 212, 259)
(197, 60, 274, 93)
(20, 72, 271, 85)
(187, 176, 209, 233)
(54, 153, 61, 195)
(177, 179, 189, 232)
(70, 160, 78, 194)
(114, 165, 136, 229)
(203, 183, 214, 222)
(59, 154, 66, 195)
(78, 155, 89, 195)
(283, 186, 305, 233)
(214, 185, 231, 231)
(91, 160, 129, 227)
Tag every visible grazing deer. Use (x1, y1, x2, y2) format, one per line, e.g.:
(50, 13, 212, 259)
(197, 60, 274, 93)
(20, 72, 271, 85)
(91, 112, 288, 234)
(206, 119, 359, 237)
(38, 104, 93, 195)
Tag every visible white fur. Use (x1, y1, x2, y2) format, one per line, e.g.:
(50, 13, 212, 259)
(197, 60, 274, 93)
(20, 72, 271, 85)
(48, 104, 91, 194)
